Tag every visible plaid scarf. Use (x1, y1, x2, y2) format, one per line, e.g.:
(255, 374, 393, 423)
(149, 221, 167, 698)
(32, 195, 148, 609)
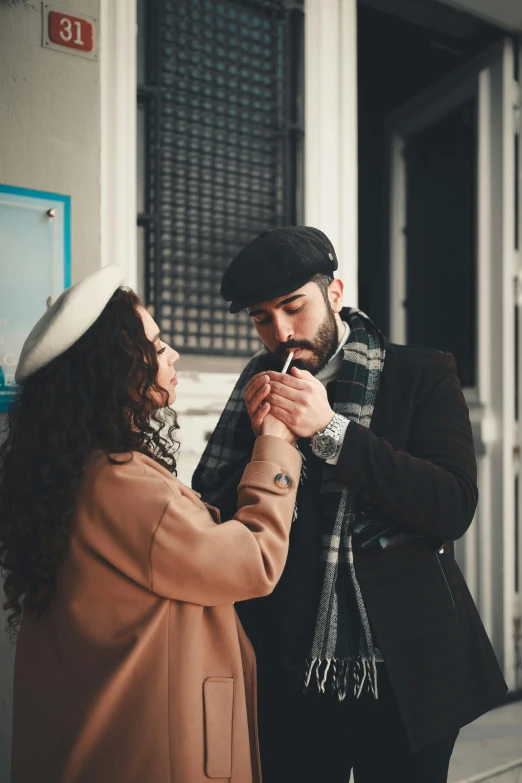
(193, 308, 386, 700)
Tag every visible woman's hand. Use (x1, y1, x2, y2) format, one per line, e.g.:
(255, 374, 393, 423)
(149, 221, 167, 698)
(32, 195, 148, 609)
(261, 410, 296, 443)
(244, 372, 272, 437)
(244, 372, 297, 442)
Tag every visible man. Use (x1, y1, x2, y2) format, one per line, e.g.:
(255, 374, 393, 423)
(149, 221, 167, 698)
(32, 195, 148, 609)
(193, 227, 507, 783)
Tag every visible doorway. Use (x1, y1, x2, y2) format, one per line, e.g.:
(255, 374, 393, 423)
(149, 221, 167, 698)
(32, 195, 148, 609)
(357, 0, 503, 337)
(357, 0, 522, 689)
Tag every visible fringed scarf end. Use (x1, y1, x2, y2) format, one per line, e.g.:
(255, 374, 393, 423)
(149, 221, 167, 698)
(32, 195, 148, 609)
(303, 656, 379, 701)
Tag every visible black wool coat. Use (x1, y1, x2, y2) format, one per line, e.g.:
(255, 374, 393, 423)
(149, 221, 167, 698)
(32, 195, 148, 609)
(329, 340, 506, 750)
(196, 337, 507, 753)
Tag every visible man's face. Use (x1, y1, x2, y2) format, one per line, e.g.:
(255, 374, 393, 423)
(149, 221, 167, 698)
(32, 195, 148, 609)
(247, 279, 344, 374)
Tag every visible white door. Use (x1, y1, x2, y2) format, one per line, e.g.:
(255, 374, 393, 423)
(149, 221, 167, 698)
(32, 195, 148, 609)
(386, 38, 522, 690)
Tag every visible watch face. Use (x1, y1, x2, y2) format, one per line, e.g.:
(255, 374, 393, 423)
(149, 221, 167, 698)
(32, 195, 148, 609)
(312, 433, 338, 460)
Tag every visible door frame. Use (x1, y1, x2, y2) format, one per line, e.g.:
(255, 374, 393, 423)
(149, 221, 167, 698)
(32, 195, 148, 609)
(385, 38, 521, 689)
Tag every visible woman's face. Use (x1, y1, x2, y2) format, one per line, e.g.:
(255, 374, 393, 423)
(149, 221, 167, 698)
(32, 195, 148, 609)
(138, 306, 180, 406)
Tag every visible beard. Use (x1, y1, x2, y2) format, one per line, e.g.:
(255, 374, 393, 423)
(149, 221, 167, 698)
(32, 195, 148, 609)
(273, 302, 339, 374)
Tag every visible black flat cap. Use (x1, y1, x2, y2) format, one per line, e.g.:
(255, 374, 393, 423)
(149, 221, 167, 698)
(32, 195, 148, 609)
(221, 226, 338, 314)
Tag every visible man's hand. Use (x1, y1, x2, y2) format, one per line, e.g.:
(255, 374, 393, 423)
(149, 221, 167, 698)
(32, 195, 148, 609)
(244, 372, 272, 437)
(266, 368, 335, 438)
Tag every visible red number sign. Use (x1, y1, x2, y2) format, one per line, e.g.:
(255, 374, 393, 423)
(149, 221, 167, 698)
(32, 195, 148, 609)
(48, 10, 94, 53)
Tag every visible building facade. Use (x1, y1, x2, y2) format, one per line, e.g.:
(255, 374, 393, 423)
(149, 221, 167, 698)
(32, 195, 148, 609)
(1, 0, 522, 777)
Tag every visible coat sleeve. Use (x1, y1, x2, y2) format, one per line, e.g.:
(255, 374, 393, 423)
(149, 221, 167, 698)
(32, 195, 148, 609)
(333, 352, 478, 541)
(140, 436, 301, 606)
(88, 437, 300, 605)
(149, 435, 301, 605)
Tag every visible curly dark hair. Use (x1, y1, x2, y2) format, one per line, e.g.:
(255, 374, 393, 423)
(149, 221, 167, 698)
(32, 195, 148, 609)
(0, 288, 179, 639)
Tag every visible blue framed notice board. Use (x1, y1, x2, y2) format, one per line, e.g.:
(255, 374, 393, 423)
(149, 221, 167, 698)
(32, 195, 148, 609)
(0, 184, 71, 412)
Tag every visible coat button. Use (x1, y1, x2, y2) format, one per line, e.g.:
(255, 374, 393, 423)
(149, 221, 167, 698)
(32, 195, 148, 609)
(275, 473, 291, 488)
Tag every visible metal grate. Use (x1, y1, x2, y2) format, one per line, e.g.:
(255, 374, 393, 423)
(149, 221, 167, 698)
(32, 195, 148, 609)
(138, 0, 304, 355)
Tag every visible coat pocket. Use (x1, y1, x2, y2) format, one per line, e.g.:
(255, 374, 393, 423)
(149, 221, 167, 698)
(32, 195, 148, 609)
(203, 677, 234, 779)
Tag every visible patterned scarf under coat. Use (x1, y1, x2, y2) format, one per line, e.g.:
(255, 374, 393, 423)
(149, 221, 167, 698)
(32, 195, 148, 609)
(193, 308, 386, 700)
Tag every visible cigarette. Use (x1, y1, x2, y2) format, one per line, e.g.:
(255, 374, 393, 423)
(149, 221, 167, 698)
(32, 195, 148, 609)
(282, 352, 294, 374)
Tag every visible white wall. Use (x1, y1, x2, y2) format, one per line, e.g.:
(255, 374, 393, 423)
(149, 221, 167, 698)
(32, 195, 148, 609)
(0, 0, 102, 283)
(0, 1, 101, 777)
(174, 371, 243, 486)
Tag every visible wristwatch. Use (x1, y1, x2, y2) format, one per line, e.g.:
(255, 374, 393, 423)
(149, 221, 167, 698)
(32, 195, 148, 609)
(311, 413, 346, 460)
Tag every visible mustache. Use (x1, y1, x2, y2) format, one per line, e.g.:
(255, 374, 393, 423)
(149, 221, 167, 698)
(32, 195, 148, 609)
(275, 341, 315, 358)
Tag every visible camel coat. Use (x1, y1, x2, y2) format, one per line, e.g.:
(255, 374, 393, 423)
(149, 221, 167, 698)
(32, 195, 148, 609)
(11, 435, 301, 783)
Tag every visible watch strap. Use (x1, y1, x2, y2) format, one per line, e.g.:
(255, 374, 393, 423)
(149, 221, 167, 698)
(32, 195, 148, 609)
(311, 413, 348, 460)
(325, 415, 349, 464)
(323, 413, 347, 439)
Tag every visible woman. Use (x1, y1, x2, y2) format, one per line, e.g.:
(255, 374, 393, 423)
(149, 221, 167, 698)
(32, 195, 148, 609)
(0, 266, 301, 783)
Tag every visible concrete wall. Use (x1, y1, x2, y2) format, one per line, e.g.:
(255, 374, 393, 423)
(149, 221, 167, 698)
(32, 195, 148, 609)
(174, 355, 250, 485)
(0, 0, 102, 284)
(0, 1, 101, 778)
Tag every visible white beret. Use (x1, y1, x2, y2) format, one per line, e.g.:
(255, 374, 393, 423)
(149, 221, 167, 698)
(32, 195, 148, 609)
(15, 265, 126, 385)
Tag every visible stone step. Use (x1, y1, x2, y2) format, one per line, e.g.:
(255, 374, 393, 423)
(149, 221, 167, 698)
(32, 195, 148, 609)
(454, 758, 522, 783)
(449, 701, 522, 783)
